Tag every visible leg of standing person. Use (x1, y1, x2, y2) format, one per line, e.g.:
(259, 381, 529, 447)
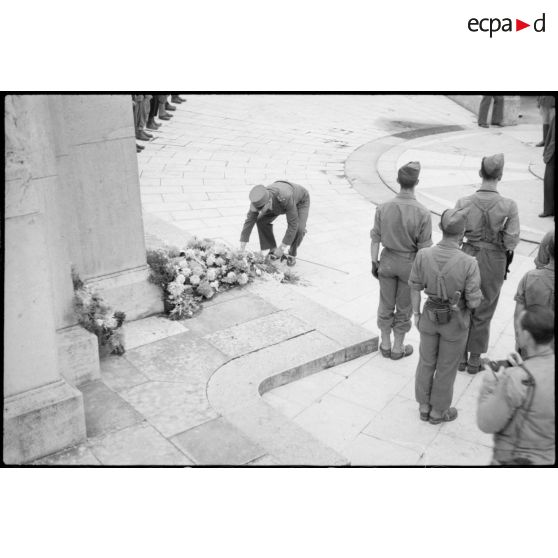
(491, 96, 504, 125)
(158, 95, 172, 120)
(377, 250, 398, 354)
(140, 95, 152, 138)
(415, 312, 439, 419)
(542, 154, 555, 216)
(391, 255, 414, 357)
(147, 96, 160, 130)
(478, 96, 492, 127)
(463, 246, 507, 369)
(537, 105, 551, 147)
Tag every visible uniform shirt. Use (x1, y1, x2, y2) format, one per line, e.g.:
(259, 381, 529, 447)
(514, 262, 555, 308)
(370, 191, 432, 252)
(240, 181, 309, 246)
(537, 96, 556, 109)
(409, 239, 482, 309)
(477, 352, 555, 465)
(455, 190, 520, 251)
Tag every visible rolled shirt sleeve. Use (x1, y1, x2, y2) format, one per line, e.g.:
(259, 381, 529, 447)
(502, 201, 520, 251)
(240, 208, 258, 243)
(408, 250, 425, 291)
(464, 259, 483, 309)
(370, 208, 381, 244)
(514, 274, 527, 305)
(416, 214, 433, 250)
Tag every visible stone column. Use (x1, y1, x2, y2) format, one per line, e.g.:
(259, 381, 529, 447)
(61, 95, 163, 320)
(4, 95, 86, 463)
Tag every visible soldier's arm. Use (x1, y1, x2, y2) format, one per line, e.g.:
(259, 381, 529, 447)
(416, 212, 433, 249)
(240, 208, 258, 243)
(281, 197, 299, 246)
(502, 201, 520, 251)
(464, 259, 483, 309)
(370, 208, 382, 261)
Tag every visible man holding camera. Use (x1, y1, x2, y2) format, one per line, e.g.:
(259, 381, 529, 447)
(477, 307, 555, 466)
(455, 153, 520, 373)
(409, 208, 482, 424)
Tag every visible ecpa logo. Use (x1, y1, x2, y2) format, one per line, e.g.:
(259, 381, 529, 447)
(468, 12, 546, 37)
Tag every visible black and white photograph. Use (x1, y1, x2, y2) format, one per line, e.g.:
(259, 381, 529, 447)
(4, 93, 555, 467)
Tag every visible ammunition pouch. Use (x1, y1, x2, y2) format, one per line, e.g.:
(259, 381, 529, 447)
(425, 299, 452, 325)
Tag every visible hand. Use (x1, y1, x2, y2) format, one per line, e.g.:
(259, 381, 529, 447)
(272, 246, 284, 259)
(506, 351, 523, 367)
(371, 261, 379, 279)
(413, 312, 421, 329)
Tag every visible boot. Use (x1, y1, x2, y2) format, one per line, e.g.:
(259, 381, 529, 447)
(136, 144, 144, 153)
(379, 329, 391, 358)
(142, 130, 153, 139)
(458, 351, 468, 371)
(391, 332, 413, 360)
(467, 353, 481, 374)
(165, 102, 176, 111)
(136, 129, 151, 141)
(536, 124, 549, 147)
(146, 118, 160, 130)
(172, 95, 185, 103)
(158, 114, 172, 121)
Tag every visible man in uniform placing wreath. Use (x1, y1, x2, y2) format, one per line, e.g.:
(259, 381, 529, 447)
(239, 181, 310, 266)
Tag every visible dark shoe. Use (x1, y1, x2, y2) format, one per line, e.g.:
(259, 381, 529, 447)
(380, 346, 392, 358)
(146, 119, 160, 130)
(492, 123, 504, 127)
(143, 130, 153, 139)
(136, 130, 151, 141)
(429, 407, 458, 425)
(159, 114, 171, 121)
(172, 95, 186, 103)
(136, 144, 144, 153)
(458, 361, 468, 372)
(536, 141, 545, 147)
(165, 103, 176, 111)
(478, 123, 489, 128)
(390, 344, 413, 360)
(539, 213, 553, 218)
(419, 405, 431, 421)
(467, 353, 482, 374)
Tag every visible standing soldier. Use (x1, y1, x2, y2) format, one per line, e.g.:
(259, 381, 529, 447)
(409, 209, 482, 424)
(240, 180, 310, 266)
(455, 153, 520, 373)
(370, 161, 432, 360)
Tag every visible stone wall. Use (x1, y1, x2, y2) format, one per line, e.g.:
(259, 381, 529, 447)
(4, 94, 163, 463)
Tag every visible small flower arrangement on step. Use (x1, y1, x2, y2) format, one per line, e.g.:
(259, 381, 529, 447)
(72, 268, 126, 355)
(146, 237, 301, 320)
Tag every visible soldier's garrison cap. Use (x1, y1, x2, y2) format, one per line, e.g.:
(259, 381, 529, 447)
(249, 185, 270, 211)
(398, 161, 421, 184)
(481, 153, 505, 177)
(440, 208, 467, 235)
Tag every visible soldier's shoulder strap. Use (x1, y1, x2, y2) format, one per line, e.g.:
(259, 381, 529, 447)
(423, 248, 464, 300)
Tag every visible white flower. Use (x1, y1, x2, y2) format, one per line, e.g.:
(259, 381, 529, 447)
(182, 267, 192, 277)
(206, 254, 216, 266)
(105, 317, 117, 329)
(183, 248, 196, 259)
(209, 281, 220, 291)
(238, 273, 249, 285)
(190, 275, 201, 286)
(176, 274, 186, 284)
(207, 268, 217, 281)
(95, 318, 104, 328)
(226, 271, 237, 281)
(215, 257, 225, 266)
(168, 281, 185, 297)
(255, 268, 262, 276)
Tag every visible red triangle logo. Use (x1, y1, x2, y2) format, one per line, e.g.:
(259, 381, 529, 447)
(516, 19, 530, 31)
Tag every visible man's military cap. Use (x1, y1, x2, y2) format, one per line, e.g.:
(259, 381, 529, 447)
(398, 161, 421, 184)
(249, 185, 270, 212)
(481, 153, 505, 177)
(440, 208, 467, 235)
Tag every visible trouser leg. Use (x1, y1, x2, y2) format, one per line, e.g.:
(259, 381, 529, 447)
(465, 247, 506, 354)
(133, 100, 141, 130)
(158, 94, 169, 117)
(429, 324, 468, 413)
(149, 96, 158, 119)
(392, 257, 413, 336)
(491, 96, 504, 124)
(478, 96, 491, 125)
(543, 155, 555, 215)
(139, 97, 150, 129)
(289, 195, 310, 257)
(415, 315, 439, 407)
(256, 213, 278, 251)
(377, 274, 397, 333)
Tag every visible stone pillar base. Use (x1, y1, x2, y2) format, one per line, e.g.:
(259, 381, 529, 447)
(3, 380, 86, 464)
(447, 95, 521, 126)
(57, 326, 101, 387)
(86, 265, 163, 322)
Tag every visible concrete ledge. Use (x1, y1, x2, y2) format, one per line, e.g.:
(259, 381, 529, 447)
(3, 379, 86, 464)
(57, 326, 101, 386)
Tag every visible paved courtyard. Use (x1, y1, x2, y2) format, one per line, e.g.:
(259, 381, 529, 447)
(35, 95, 550, 466)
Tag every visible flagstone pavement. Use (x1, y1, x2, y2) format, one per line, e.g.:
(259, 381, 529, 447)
(37, 95, 552, 466)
